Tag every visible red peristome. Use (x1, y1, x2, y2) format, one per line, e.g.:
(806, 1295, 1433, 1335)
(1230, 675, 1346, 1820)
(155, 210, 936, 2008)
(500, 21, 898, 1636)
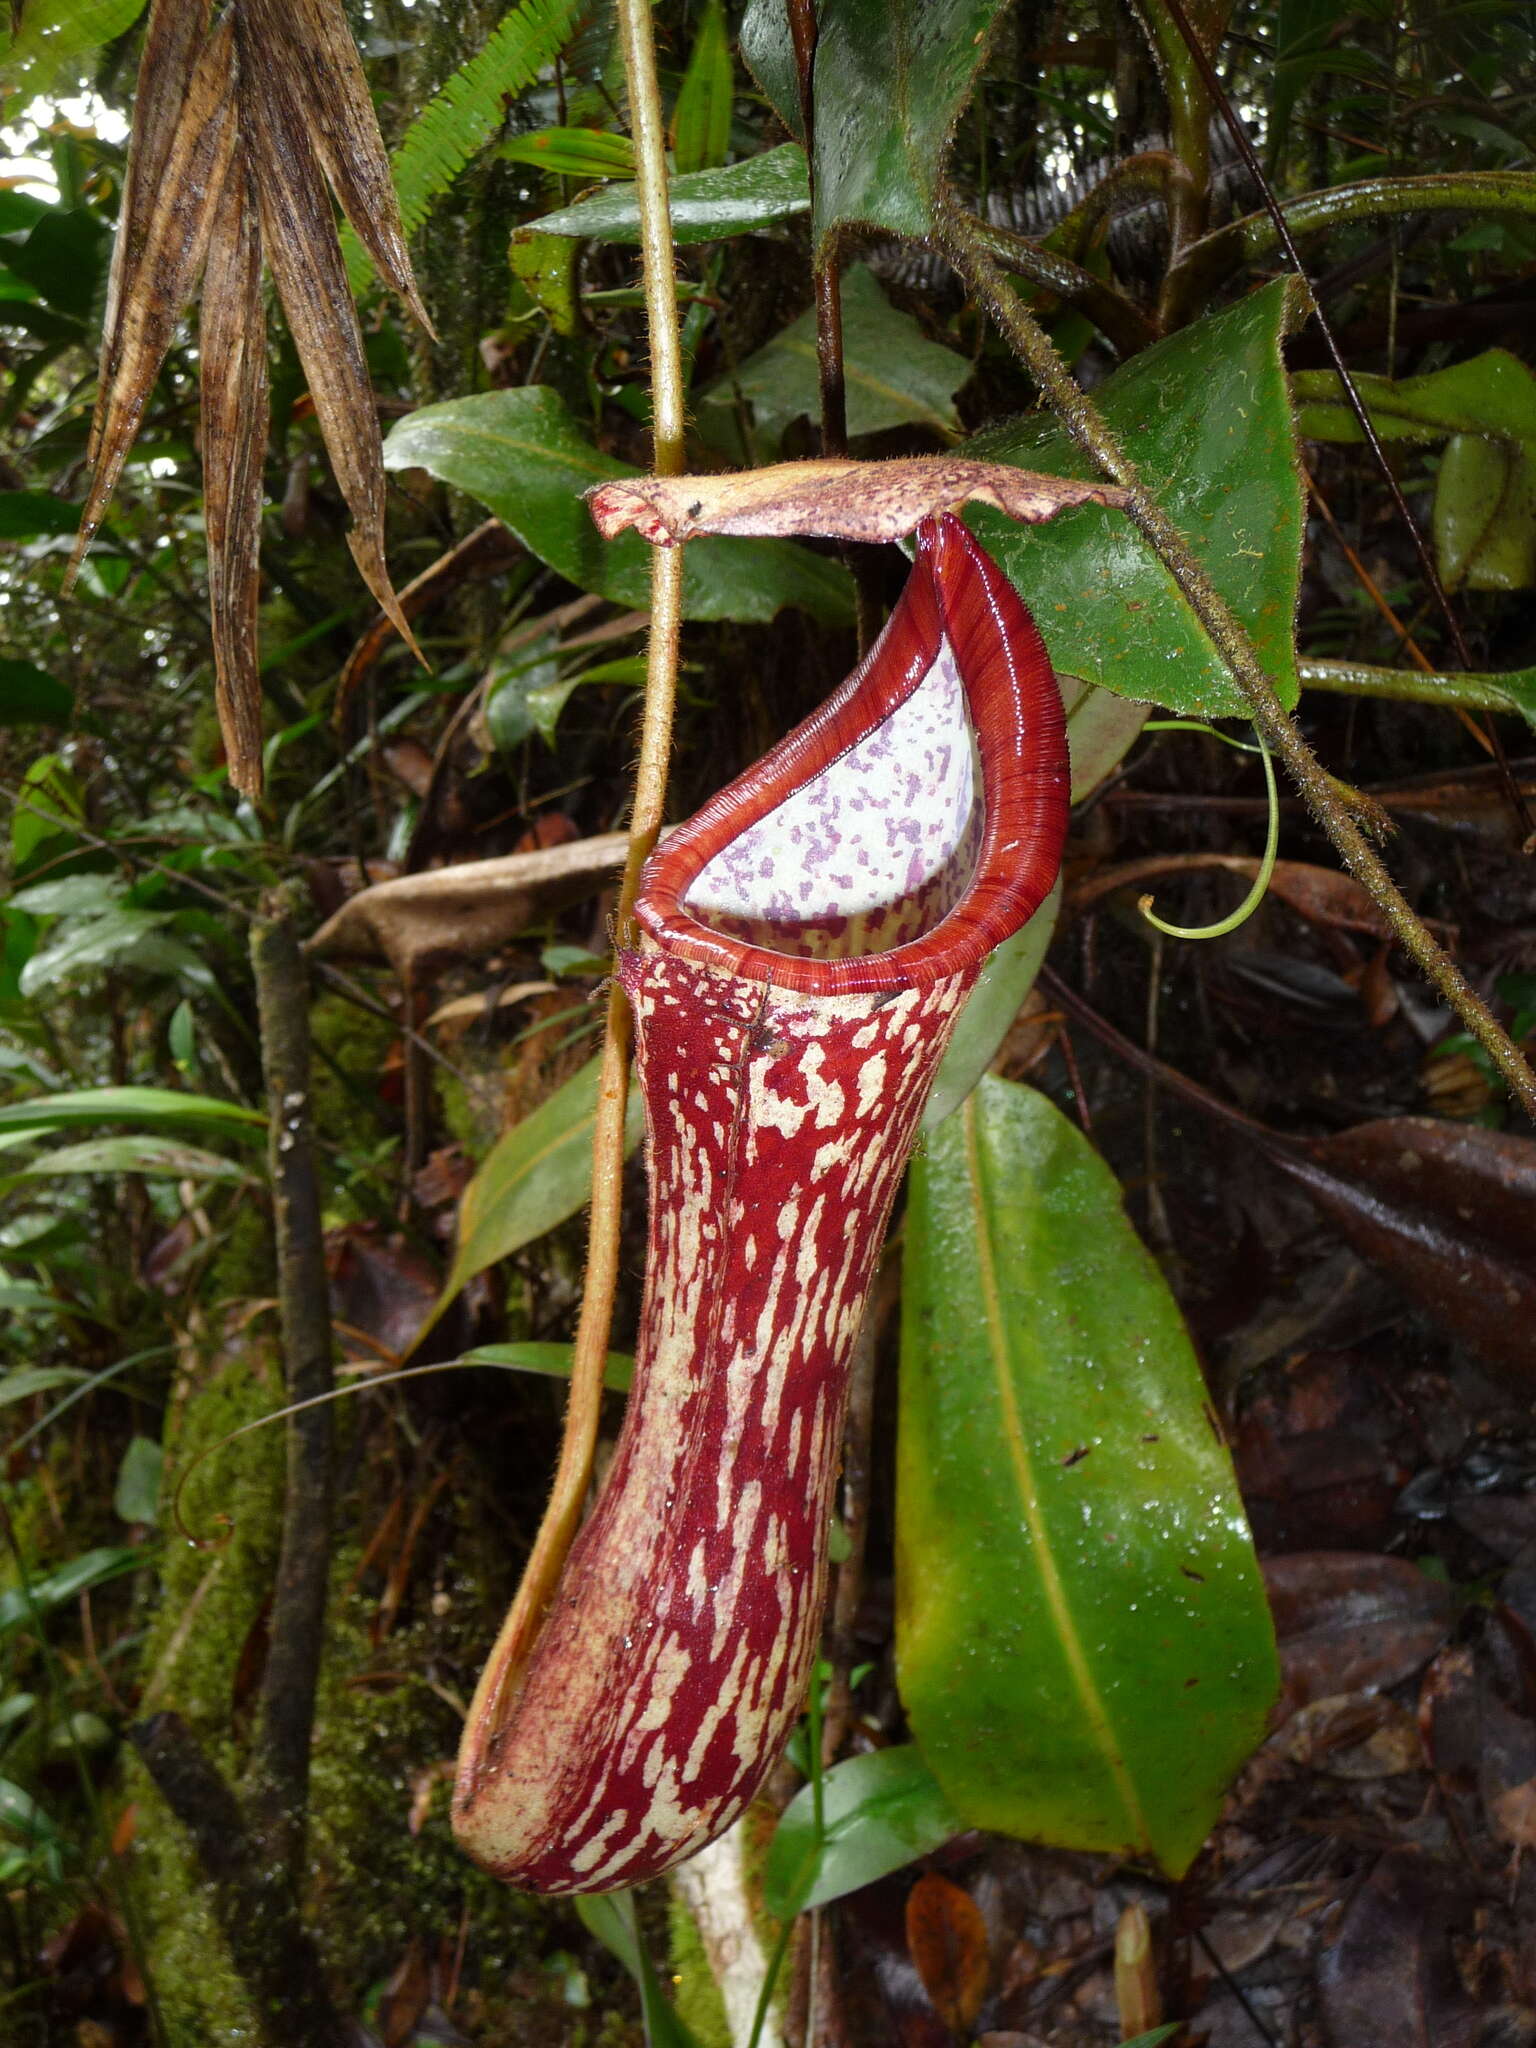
(453, 511, 1069, 1892)
(636, 512, 1068, 995)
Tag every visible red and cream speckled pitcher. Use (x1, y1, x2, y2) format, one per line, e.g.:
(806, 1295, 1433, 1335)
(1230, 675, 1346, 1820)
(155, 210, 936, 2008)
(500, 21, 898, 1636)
(454, 513, 1068, 1892)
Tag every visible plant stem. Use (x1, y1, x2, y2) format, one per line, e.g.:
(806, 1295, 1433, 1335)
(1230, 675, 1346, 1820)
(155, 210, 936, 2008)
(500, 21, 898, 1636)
(967, 218, 1158, 357)
(246, 894, 335, 1878)
(483, 0, 689, 1706)
(938, 204, 1536, 1121)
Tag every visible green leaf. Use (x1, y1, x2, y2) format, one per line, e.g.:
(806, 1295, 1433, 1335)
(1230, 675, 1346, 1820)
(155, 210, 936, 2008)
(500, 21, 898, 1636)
(966, 280, 1308, 717)
(0, 660, 72, 730)
(454, 1341, 634, 1393)
(0, 1368, 89, 1406)
(509, 230, 581, 336)
(383, 387, 853, 625)
(11, 753, 83, 875)
(700, 263, 968, 455)
(526, 141, 809, 244)
(1294, 350, 1536, 593)
(671, 0, 734, 176)
(17, 907, 173, 996)
(898, 1078, 1277, 1880)
(497, 126, 637, 178)
(114, 1436, 163, 1525)
(0, 1546, 145, 1634)
(0, 491, 86, 541)
(763, 1747, 964, 1918)
(0, 1776, 57, 1845)
(924, 880, 1060, 1130)
(1062, 673, 1153, 799)
(438, 1056, 646, 1309)
(1, 0, 147, 92)
(0, 1087, 264, 1138)
(741, 0, 1007, 250)
(1435, 433, 1536, 590)
(574, 1892, 707, 2048)
(1, 208, 109, 322)
(346, 0, 585, 291)
(5, 1135, 252, 1184)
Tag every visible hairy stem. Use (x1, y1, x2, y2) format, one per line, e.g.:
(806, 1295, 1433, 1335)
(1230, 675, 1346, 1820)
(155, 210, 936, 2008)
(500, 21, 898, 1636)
(482, 0, 688, 1707)
(967, 219, 1158, 357)
(939, 204, 1536, 1121)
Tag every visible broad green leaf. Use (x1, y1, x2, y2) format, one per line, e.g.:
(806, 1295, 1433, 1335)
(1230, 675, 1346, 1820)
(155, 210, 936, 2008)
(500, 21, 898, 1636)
(671, 0, 733, 177)
(5, 875, 121, 921)
(1294, 350, 1536, 593)
(0, 660, 71, 730)
(1, 0, 147, 92)
(0, 1546, 145, 1634)
(0, 491, 86, 541)
(1435, 433, 1536, 590)
(763, 1747, 964, 1918)
(509, 231, 581, 337)
(741, 0, 1007, 250)
(454, 1341, 634, 1393)
(0, 1776, 57, 1845)
(114, 1436, 163, 1525)
(700, 264, 968, 455)
(438, 1056, 646, 1308)
(1, 209, 109, 322)
(11, 753, 84, 874)
(17, 907, 173, 996)
(0, 1087, 263, 1138)
(1063, 673, 1153, 799)
(4, 1135, 252, 1184)
(924, 880, 1060, 1130)
(898, 1078, 1277, 1879)
(574, 1892, 707, 2048)
(497, 126, 637, 178)
(383, 387, 852, 625)
(526, 141, 808, 244)
(966, 280, 1308, 717)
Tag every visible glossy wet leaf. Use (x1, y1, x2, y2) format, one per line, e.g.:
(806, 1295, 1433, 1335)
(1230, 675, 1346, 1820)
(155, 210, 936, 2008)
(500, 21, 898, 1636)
(526, 141, 809, 245)
(382, 387, 853, 625)
(700, 264, 969, 455)
(497, 126, 637, 179)
(967, 280, 1308, 717)
(1434, 431, 1536, 589)
(1264, 1553, 1454, 1717)
(670, 0, 733, 176)
(2, 1135, 253, 1184)
(438, 1057, 646, 1309)
(764, 1746, 965, 1918)
(741, 0, 1008, 250)
(898, 1077, 1277, 1878)
(924, 879, 1060, 1130)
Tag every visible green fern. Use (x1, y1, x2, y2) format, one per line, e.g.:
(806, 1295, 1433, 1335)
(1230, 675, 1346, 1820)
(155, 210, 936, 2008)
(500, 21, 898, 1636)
(345, 0, 586, 294)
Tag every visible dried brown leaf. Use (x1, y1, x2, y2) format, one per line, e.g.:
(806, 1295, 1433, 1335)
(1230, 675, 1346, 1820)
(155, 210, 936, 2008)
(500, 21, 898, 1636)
(90, 0, 211, 470)
(588, 457, 1130, 546)
(1264, 1552, 1455, 1717)
(234, 3, 420, 658)
(1317, 1852, 1483, 2048)
(305, 834, 631, 980)
(200, 136, 268, 799)
(240, 0, 434, 336)
(70, 12, 237, 580)
(905, 1872, 990, 2034)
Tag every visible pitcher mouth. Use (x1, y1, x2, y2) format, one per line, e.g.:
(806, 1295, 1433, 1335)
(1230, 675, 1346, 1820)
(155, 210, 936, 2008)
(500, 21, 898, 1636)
(632, 514, 1069, 996)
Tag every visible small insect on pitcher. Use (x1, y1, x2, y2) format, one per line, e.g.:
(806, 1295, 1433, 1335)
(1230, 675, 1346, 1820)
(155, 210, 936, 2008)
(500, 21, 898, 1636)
(454, 506, 1070, 1893)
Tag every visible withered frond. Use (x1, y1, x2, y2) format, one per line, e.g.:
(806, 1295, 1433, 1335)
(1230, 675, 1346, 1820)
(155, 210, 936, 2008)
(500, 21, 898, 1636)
(72, 0, 433, 797)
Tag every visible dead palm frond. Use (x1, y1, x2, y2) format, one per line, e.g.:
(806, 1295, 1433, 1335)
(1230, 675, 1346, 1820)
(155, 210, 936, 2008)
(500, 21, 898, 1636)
(69, 0, 435, 798)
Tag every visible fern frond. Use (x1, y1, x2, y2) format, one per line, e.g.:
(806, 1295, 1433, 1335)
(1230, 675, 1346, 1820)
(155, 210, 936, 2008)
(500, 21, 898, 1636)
(345, 0, 585, 292)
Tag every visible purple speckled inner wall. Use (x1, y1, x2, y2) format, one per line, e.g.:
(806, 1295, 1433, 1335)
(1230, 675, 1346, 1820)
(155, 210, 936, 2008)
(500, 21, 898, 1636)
(681, 639, 984, 959)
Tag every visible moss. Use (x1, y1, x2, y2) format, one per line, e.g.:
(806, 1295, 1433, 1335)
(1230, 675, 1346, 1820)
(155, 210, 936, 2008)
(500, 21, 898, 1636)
(668, 1895, 733, 2048)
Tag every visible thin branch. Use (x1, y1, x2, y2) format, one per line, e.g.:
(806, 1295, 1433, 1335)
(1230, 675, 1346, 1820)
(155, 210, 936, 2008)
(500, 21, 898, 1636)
(938, 204, 1536, 1120)
(471, 0, 689, 1709)
(245, 894, 336, 1878)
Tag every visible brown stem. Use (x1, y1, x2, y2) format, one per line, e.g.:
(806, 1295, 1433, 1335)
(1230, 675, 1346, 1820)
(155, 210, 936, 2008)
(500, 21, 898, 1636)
(968, 218, 1158, 357)
(131, 1712, 350, 2047)
(246, 896, 336, 1876)
(938, 205, 1536, 1121)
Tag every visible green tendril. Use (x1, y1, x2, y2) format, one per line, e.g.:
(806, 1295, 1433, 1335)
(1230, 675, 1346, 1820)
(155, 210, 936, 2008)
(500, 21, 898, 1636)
(1139, 723, 1279, 941)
